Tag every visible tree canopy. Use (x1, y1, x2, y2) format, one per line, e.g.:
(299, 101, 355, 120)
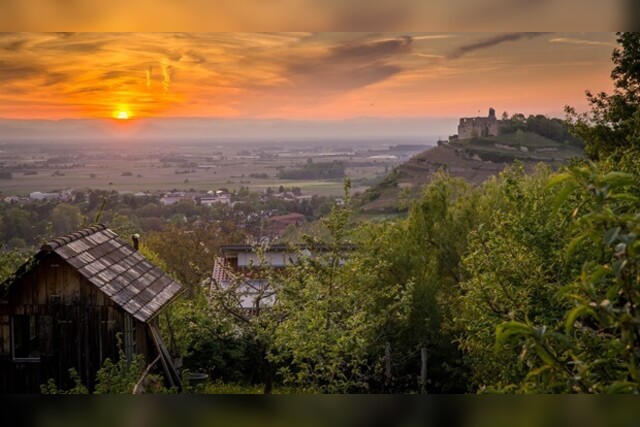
(567, 32, 640, 160)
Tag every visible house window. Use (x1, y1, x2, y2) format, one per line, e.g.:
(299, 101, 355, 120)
(12, 315, 40, 360)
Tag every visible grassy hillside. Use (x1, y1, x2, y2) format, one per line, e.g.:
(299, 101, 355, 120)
(356, 130, 585, 213)
(483, 131, 564, 147)
(451, 131, 584, 162)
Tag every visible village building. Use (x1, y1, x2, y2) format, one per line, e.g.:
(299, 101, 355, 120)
(3, 196, 21, 204)
(209, 245, 286, 313)
(200, 194, 231, 207)
(0, 225, 183, 393)
(209, 244, 354, 314)
(217, 194, 231, 205)
(29, 192, 57, 201)
(266, 213, 306, 237)
(159, 192, 185, 206)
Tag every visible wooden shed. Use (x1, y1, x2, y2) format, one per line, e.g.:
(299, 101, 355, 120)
(0, 225, 184, 393)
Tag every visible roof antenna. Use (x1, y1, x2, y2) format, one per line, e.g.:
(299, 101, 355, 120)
(132, 234, 140, 250)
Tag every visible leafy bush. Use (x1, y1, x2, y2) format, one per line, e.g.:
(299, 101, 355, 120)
(40, 334, 153, 394)
(493, 165, 640, 392)
(94, 344, 147, 394)
(41, 368, 89, 394)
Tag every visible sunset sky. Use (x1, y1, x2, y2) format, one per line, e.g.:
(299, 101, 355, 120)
(0, 32, 617, 121)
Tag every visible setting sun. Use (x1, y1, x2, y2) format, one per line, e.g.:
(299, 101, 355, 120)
(0, 33, 617, 121)
(115, 111, 130, 120)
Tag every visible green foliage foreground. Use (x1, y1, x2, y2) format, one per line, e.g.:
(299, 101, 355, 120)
(181, 158, 640, 393)
(35, 158, 640, 394)
(494, 165, 640, 392)
(10, 32, 639, 394)
(159, 33, 640, 393)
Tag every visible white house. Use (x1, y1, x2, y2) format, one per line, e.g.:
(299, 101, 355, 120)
(29, 191, 59, 201)
(209, 244, 353, 313)
(201, 194, 231, 207)
(160, 192, 185, 206)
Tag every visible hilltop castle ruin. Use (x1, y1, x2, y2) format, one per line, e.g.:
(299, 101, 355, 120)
(457, 108, 503, 140)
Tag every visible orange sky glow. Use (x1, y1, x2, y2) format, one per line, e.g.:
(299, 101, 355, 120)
(0, 32, 617, 121)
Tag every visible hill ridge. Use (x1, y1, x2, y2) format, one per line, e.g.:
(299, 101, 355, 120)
(359, 130, 584, 213)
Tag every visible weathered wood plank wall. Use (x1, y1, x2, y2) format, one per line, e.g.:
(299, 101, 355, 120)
(0, 253, 152, 393)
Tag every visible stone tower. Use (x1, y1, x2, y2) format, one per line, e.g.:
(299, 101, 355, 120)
(457, 108, 502, 140)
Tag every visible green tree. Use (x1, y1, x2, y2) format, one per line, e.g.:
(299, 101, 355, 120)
(495, 165, 640, 393)
(50, 203, 83, 236)
(146, 219, 245, 296)
(107, 213, 142, 240)
(0, 248, 30, 288)
(566, 32, 640, 160)
(454, 165, 577, 390)
(137, 202, 163, 218)
(390, 173, 483, 392)
(267, 180, 411, 392)
(161, 289, 256, 385)
(2, 207, 36, 244)
(207, 245, 283, 393)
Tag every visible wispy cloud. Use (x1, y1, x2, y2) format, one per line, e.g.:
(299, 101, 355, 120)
(281, 36, 413, 94)
(375, 34, 455, 44)
(0, 32, 616, 120)
(162, 62, 172, 91)
(0, 60, 44, 81)
(412, 53, 445, 59)
(448, 32, 545, 59)
(412, 35, 457, 41)
(146, 66, 152, 88)
(2, 39, 28, 51)
(549, 37, 615, 47)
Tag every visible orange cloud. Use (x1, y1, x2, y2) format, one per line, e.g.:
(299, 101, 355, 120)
(0, 32, 617, 121)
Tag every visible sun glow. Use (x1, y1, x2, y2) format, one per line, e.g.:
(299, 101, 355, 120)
(115, 111, 130, 120)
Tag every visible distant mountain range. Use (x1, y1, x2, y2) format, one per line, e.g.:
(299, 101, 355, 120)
(0, 117, 458, 144)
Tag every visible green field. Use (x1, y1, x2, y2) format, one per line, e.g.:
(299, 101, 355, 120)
(0, 144, 397, 197)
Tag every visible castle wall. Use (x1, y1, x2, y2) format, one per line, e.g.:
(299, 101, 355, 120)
(457, 109, 502, 140)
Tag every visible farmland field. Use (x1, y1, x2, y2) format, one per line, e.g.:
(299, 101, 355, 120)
(0, 139, 428, 197)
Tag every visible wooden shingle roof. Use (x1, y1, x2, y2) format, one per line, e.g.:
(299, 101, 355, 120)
(41, 224, 183, 322)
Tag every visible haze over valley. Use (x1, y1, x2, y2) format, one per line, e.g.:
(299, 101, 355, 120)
(2, 32, 638, 396)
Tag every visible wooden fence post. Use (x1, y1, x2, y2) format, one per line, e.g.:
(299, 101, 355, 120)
(385, 342, 392, 385)
(420, 347, 427, 393)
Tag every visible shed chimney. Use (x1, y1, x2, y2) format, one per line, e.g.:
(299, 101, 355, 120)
(132, 234, 140, 250)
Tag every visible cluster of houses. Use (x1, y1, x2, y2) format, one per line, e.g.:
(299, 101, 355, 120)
(157, 187, 314, 207)
(2, 189, 235, 208)
(3, 190, 74, 204)
(157, 190, 312, 238)
(259, 191, 312, 203)
(160, 190, 232, 207)
(4, 186, 318, 211)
